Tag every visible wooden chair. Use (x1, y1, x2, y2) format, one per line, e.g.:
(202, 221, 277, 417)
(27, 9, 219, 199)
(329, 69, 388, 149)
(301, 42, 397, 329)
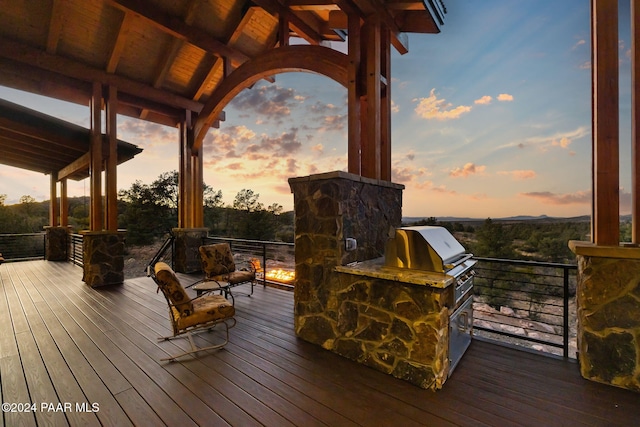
(198, 243, 257, 304)
(150, 262, 236, 361)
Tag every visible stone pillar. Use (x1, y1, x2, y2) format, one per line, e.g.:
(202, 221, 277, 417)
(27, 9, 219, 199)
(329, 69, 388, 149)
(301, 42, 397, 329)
(288, 171, 404, 345)
(44, 226, 69, 261)
(81, 230, 125, 287)
(569, 241, 640, 392)
(172, 228, 208, 273)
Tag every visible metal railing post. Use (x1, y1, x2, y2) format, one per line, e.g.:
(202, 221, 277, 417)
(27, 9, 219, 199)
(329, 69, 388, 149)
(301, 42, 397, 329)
(563, 266, 570, 358)
(262, 242, 267, 287)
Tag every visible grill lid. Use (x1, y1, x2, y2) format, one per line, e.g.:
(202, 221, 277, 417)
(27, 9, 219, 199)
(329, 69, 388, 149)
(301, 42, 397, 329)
(384, 226, 469, 273)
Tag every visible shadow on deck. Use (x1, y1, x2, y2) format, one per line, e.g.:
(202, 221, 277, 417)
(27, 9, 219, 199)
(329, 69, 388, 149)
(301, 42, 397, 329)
(0, 260, 638, 426)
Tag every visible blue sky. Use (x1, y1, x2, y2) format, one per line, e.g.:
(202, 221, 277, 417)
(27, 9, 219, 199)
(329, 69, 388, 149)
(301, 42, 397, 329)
(0, 0, 633, 218)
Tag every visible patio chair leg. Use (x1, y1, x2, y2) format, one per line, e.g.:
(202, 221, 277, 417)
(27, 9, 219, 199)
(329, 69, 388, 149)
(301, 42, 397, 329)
(158, 319, 236, 362)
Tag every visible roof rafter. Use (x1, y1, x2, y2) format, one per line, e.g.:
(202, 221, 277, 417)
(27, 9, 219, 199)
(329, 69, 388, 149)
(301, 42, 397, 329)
(0, 37, 204, 113)
(106, 0, 250, 67)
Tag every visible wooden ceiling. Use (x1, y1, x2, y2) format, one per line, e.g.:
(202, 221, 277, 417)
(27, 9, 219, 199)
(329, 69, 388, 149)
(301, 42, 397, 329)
(0, 0, 445, 129)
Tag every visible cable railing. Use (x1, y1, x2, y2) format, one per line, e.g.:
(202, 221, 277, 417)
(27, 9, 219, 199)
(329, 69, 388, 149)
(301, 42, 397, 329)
(203, 236, 295, 289)
(0, 233, 45, 261)
(472, 257, 577, 359)
(2, 231, 577, 359)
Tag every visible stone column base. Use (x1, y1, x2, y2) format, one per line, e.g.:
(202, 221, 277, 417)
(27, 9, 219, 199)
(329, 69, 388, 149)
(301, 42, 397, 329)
(172, 228, 208, 273)
(81, 230, 125, 287)
(569, 241, 640, 392)
(44, 226, 69, 261)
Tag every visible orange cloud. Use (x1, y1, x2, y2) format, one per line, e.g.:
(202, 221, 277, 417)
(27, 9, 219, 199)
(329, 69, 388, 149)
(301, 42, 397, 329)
(498, 170, 537, 180)
(474, 96, 492, 105)
(497, 93, 514, 102)
(414, 89, 472, 121)
(552, 137, 571, 148)
(450, 163, 486, 178)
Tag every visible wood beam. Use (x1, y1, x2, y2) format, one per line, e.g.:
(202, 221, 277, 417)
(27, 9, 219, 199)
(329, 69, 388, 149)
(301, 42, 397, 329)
(191, 7, 260, 102)
(337, 0, 409, 54)
(46, 0, 65, 54)
(107, 12, 136, 73)
(90, 82, 103, 231)
(107, 0, 249, 66)
(591, 0, 619, 245)
(633, 0, 640, 243)
(251, 0, 323, 45)
(58, 153, 90, 181)
(193, 45, 349, 148)
(0, 37, 205, 113)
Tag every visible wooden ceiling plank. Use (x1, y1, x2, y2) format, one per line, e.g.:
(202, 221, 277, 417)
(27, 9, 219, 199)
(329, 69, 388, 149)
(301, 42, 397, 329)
(106, 0, 249, 66)
(0, 37, 204, 113)
(107, 12, 137, 73)
(152, 0, 200, 88)
(191, 6, 260, 102)
(0, 117, 86, 152)
(46, 0, 65, 54)
(0, 133, 83, 159)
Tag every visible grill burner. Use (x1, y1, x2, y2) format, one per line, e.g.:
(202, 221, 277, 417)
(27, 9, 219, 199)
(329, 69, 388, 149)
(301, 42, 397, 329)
(384, 225, 476, 376)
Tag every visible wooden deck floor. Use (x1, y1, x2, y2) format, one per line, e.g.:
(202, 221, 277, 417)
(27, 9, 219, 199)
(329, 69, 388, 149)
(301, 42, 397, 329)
(1, 260, 638, 427)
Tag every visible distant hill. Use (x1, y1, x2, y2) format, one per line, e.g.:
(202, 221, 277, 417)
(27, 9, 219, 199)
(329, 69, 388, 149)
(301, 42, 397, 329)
(402, 214, 594, 225)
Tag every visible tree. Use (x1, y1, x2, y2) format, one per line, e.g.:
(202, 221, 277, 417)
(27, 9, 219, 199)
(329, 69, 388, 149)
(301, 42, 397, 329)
(473, 218, 515, 258)
(233, 189, 263, 212)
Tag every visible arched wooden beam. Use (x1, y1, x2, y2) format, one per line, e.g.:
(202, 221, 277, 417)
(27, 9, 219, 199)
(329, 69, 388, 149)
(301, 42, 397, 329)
(193, 45, 349, 149)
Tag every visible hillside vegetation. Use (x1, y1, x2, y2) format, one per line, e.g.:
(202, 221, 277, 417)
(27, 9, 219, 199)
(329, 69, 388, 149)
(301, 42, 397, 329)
(3, 172, 632, 264)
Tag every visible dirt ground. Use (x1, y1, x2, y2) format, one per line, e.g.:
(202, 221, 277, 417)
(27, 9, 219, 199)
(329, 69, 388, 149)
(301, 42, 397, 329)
(123, 245, 160, 279)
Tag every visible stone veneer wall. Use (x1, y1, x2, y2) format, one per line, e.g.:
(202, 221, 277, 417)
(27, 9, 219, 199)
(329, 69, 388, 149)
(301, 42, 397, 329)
(570, 242, 640, 392)
(289, 171, 456, 389)
(172, 228, 208, 273)
(81, 231, 125, 287)
(331, 271, 452, 389)
(44, 226, 69, 261)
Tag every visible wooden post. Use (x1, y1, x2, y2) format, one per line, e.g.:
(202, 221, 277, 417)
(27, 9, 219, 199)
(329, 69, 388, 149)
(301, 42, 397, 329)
(380, 25, 392, 182)
(60, 178, 68, 227)
(192, 146, 204, 228)
(49, 172, 58, 226)
(90, 81, 103, 231)
(361, 18, 382, 180)
(179, 112, 193, 228)
(632, 0, 640, 243)
(105, 85, 118, 232)
(347, 14, 361, 175)
(591, 0, 619, 245)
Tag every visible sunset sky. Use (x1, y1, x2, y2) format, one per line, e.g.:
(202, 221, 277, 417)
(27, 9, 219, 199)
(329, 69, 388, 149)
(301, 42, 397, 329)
(0, 0, 634, 218)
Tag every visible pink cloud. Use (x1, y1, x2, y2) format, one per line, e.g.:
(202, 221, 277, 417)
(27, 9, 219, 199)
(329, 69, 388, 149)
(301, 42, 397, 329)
(450, 163, 486, 178)
(520, 190, 591, 205)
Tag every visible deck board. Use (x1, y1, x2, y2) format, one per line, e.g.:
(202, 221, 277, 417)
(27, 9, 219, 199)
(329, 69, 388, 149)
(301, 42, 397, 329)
(1, 260, 639, 427)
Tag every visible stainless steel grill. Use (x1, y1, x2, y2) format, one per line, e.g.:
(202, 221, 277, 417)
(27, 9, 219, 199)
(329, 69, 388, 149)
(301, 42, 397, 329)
(384, 225, 476, 375)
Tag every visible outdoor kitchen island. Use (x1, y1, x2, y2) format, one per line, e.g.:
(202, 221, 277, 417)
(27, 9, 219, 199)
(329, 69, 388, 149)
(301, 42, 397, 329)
(332, 255, 474, 390)
(289, 172, 475, 391)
